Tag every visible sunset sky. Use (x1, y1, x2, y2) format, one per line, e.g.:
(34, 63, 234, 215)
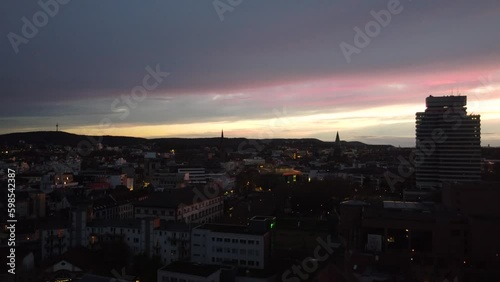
(1, 0, 500, 146)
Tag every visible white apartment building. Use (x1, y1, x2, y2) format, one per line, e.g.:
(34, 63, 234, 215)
(41, 209, 192, 264)
(152, 222, 192, 264)
(87, 218, 191, 264)
(191, 216, 275, 270)
(178, 168, 207, 184)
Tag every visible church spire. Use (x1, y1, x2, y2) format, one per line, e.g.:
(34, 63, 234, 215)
(332, 131, 342, 158)
(335, 131, 340, 146)
(219, 129, 226, 161)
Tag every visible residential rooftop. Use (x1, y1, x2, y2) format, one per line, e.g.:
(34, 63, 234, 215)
(88, 218, 142, 229)
(159, 261, 221, 277)
(158, 220, 192, 232)
(134, 187, 222, 209)
(383, 201, 433, 211)
(194, 223, 268, 235)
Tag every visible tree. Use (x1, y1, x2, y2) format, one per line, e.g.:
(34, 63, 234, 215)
(132, 253, 163, 282)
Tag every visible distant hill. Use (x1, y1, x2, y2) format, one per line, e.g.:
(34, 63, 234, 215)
(0, 131, 393, 149)
(0, 131, 147, 147)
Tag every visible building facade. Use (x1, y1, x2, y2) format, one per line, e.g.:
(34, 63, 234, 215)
(190, 216, 274, 270)
(41, 209, 192, 264)
(134, 188, 224, 224)
(415, 95, 481, 190)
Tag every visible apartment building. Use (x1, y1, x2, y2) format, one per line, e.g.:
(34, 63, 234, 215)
(134, 187, 224, 224)
(41, 209, 192, 264)
(191, 216, 275, 269)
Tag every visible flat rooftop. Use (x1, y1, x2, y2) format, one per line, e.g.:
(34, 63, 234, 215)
(159, 261, 220, 277)
(341, 200, 369, 206)
(383, 201, 432, 211)
(426, 95, 466, 107)
(134, 188, 223, 208)
(88, 218, 142, 229)
(250, 216, 276, 221)
(158, 220, 192, 232)
(273, 217, 333, 231)
(194, 223, 267, 235)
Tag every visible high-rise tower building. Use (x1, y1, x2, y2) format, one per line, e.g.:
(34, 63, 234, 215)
(415, 95, 481, 190)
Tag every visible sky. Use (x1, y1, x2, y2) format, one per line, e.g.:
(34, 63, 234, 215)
(1, 0, 500, 147)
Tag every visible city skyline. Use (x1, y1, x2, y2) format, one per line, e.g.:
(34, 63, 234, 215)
(2, 0, 500, 147)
